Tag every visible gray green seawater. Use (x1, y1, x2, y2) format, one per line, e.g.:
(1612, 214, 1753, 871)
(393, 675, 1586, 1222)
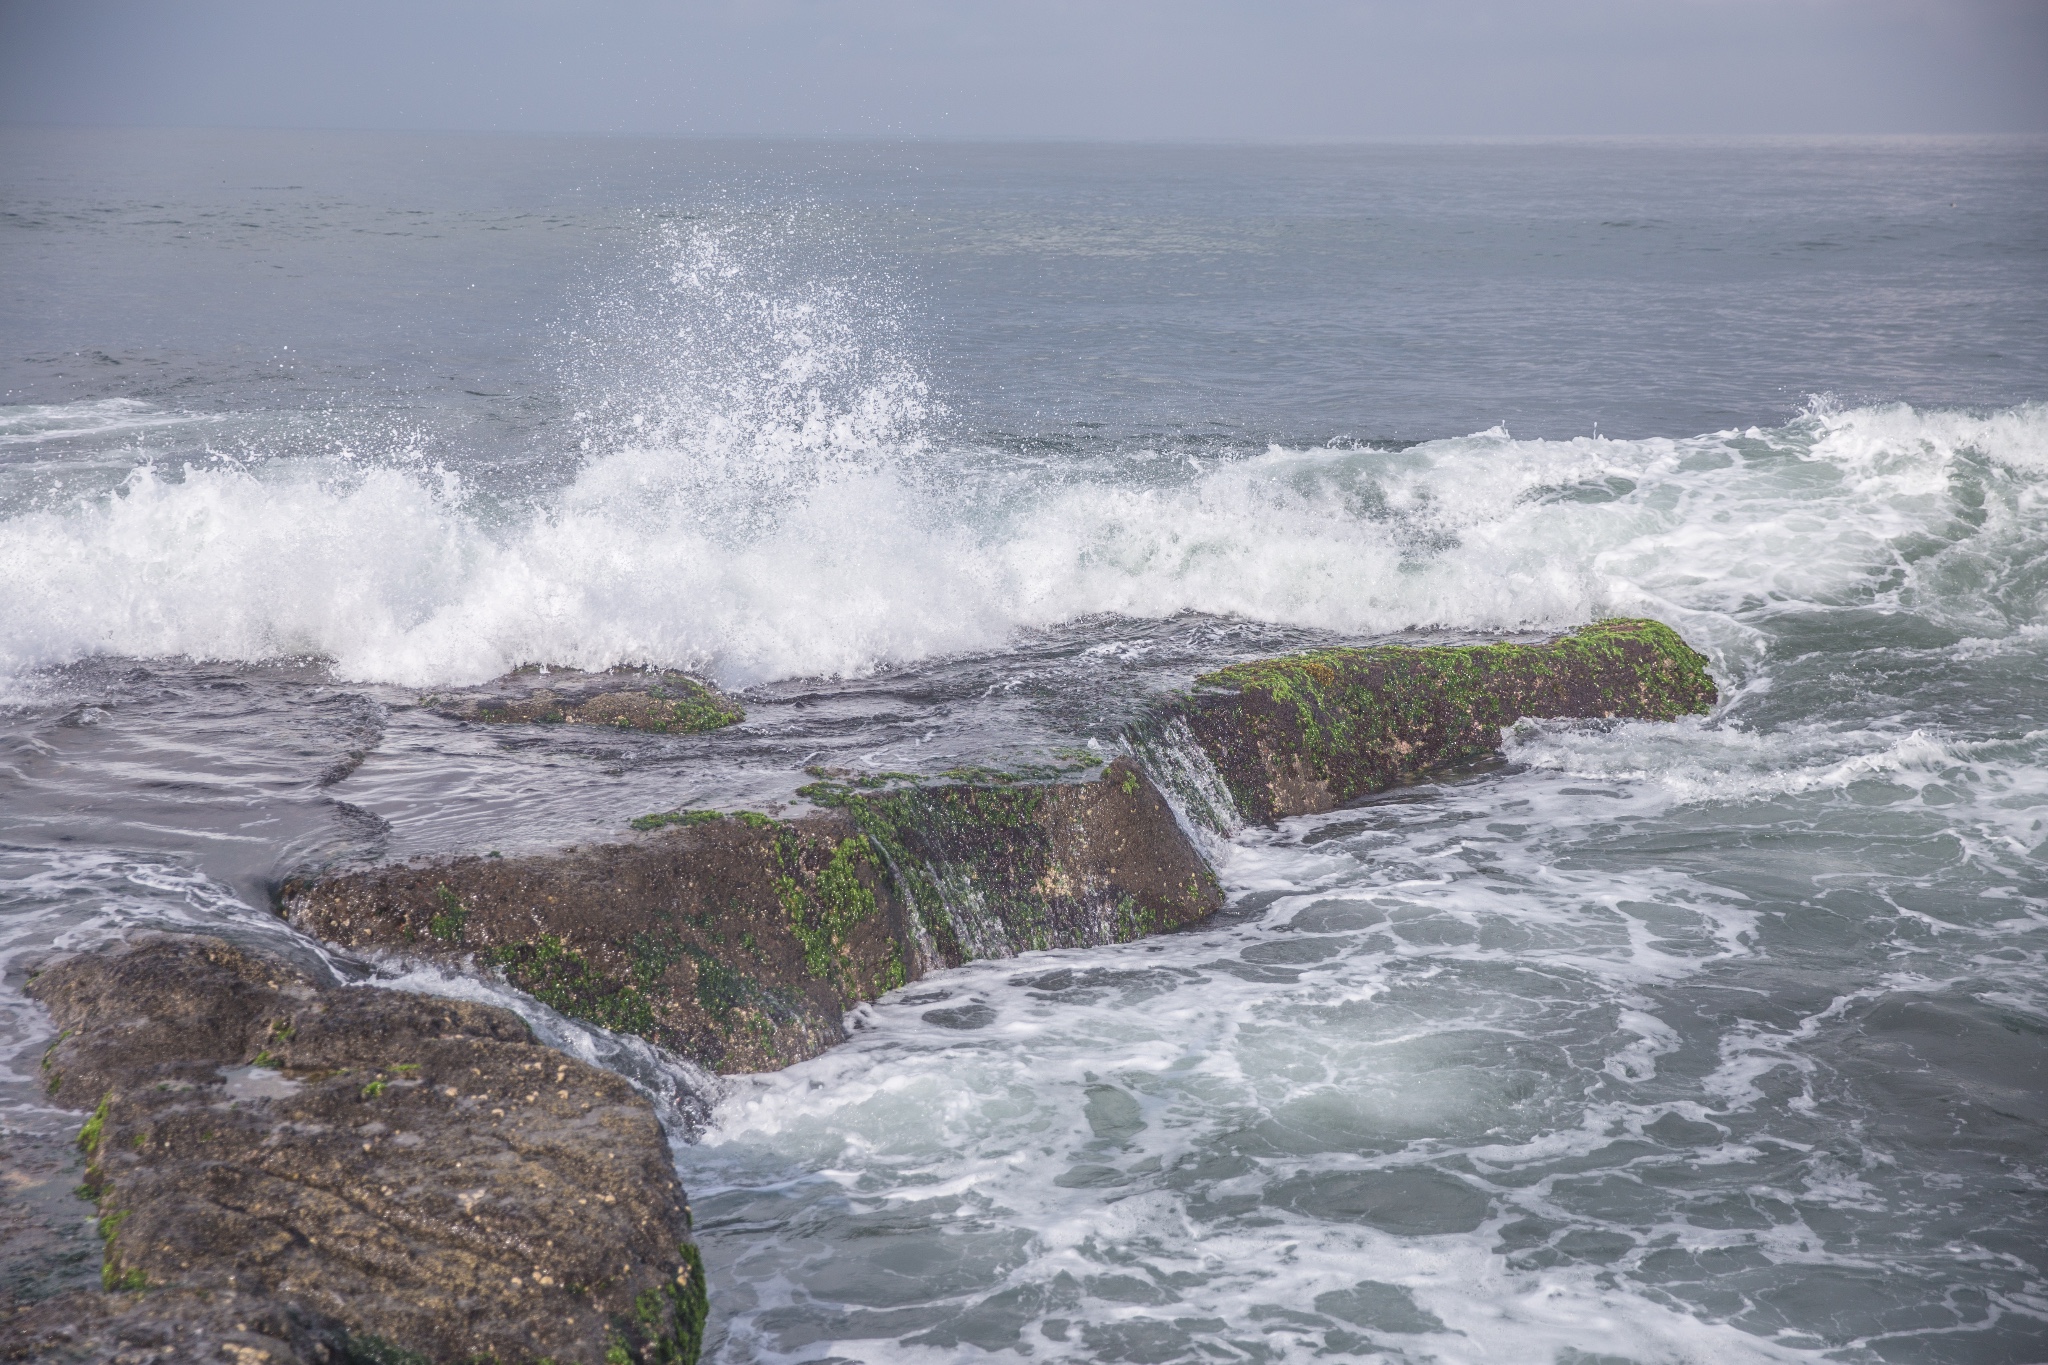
(2, 130, 2045, 1363)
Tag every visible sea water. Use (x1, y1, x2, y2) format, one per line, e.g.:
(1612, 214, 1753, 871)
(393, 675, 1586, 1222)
(2, 130, 2045, 1363)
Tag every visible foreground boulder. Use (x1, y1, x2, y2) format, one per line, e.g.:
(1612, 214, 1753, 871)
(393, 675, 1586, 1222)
(283, 759, 1221, 1074)
(9, 934, 704, 1365)
(1167, 618, 1716, 823)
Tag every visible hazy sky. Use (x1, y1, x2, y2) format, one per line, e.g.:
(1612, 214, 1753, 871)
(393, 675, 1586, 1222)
(2, 0, 2044, 139)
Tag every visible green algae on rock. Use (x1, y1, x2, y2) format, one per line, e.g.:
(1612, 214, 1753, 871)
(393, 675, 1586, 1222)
(15, 934, 704, 1365)
(282, 760, 1219, 1075)
(816, 767, 1221, 967)
(425, 668, 743, 735)
(283, 622, 1714, 1077)
(1174, 617, 1717, 823)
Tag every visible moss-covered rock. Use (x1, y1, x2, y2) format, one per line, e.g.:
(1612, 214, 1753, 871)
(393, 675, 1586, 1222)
(818, 765, 1221, 969)
(1174, 617, 1717, 822)
(288, 621, 1716, 1075)
(424, 668, 742, 735)
(282, 760, 1218, 1075)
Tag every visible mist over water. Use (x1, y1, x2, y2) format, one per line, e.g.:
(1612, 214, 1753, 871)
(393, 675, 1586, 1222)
(3, 130, 2046, 1362)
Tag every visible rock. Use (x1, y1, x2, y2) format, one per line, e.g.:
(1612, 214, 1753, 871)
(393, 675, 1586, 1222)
(19, 934, 704, 1365)
(282, 760, 1222, 1074)
(821, 763, 1222, 969)
(1, 1286, 352, 1364)
(1169, 618, 1716, 822)
(281, 621, 1718, 1078)
(422, 667, 742, 735)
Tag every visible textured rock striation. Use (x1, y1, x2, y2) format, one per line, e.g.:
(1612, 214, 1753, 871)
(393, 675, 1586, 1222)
(284, 759, 1222, 1074)
(1, 1286, 354, 1365)
(1168, 618, 1716, 823)
(8, 934, 704, 1365)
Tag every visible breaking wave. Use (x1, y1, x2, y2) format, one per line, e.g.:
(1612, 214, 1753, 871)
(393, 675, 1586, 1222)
(2, 216, 2044, 689)
(3, 398, 2044, 690)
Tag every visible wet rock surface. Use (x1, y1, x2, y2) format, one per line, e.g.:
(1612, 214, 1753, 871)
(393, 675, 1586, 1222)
(283, 625, 1720, 1076)
(10, 934, 704, 1365)
(1174, 618, 1717, 822)
(0, 1133, 98, 1312)
(422, 667, 743, 735)
(1, 1286, 353, 1364)
(284, 759, 1220, 1074)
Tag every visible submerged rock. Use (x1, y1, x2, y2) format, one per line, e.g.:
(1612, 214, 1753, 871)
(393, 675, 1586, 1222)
(283, 759, 1222, 1074)
(423, 666, 743, 734)
(11, 934, 704, 1365)
(1172, 617, 1716, 822)
(0, 1133, 98, 1313)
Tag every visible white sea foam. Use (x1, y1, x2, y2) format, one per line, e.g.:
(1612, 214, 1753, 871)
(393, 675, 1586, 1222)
(0, 397, 220, 447)
(3, 397, 2044, 689)
(677, 786, 1823, 1364)
(5, 215, 2045, 688)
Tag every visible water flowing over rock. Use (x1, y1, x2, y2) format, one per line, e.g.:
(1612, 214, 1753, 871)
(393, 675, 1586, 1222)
(8, 934, 705, 1365)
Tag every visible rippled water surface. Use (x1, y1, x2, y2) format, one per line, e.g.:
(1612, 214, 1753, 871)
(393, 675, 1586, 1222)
(3, 130, 2046, 1362)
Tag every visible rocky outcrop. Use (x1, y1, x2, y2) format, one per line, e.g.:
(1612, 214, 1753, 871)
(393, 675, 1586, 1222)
(0, 621, 1721, 1360)
(283, 759, 1222, 1074)
(283, 620, 1717, 1078)
(423, 667, 742, 735)
(1167, 618, 1716, 823)
(10, 934, 704, 1365)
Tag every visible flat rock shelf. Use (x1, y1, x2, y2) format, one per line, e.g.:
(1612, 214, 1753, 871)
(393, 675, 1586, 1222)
(282, 618, 1714, 1079)
(283, 758, 1223, 1074)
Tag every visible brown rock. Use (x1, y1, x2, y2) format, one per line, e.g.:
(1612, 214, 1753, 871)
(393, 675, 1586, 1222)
(283, 760, 1222, 1074)
(1, 1286, 351, 1364)
(421, 667, 742, 734)
(20, 934, 704, 1365)
(1167, 617, 1718, 823)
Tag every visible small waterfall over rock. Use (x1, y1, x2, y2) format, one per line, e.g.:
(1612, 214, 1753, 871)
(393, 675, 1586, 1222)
(1124, 711, 1246, 846)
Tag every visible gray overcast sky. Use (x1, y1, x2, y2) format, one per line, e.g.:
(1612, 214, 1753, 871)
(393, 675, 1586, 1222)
(2, 0, 2045, 138)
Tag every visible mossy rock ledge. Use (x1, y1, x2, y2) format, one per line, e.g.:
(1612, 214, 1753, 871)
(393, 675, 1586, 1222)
(7, 933, 705, 1365)
(1169, 617, 1717, 823)
(424, 668, 743, 735)
(282, 759, 1222, 1076)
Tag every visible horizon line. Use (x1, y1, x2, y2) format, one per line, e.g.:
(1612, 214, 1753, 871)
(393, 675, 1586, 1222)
(6, 122, 2045, 147)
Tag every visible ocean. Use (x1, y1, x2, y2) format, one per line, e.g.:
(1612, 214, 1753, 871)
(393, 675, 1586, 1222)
(3, 127, 2046, 1363)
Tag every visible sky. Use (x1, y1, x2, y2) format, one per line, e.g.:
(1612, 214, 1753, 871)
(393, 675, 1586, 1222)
(1, 0, 2045, 139)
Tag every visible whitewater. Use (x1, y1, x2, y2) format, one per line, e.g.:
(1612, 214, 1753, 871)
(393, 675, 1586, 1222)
(3, 130, 2045, 1364)
(6, 397, 2042, 690)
